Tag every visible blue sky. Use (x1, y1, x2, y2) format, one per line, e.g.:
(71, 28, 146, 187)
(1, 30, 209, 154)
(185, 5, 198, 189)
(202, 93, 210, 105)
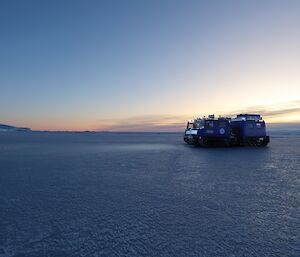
(1, 0, 300, 131)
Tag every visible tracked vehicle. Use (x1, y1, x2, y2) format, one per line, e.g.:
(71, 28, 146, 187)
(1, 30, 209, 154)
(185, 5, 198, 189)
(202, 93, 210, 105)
(231, 114, 270, 146)
(184, 115, 234, 147)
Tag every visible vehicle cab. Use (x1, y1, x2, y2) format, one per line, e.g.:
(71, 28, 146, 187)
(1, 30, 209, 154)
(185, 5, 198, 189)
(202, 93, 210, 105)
(184, 115, 234, 146)
(184, 119, 199, 144)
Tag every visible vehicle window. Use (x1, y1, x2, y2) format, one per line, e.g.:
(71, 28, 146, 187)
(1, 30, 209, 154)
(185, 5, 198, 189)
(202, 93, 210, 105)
(187, 123, 194, 129)
(219, 121, 226, 127)
(205, 121, 214, 128)
(193, 122, 200, 129)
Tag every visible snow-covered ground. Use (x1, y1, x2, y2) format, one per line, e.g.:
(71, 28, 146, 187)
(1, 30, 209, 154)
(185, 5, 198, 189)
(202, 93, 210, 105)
(0, 132, 299, 257)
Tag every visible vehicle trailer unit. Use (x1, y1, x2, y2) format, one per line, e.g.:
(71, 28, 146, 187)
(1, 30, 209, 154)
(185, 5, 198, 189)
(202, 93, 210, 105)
(231, 114, 270, 146)
(184, 115, 235, 147)
(184, 114, 270, 147)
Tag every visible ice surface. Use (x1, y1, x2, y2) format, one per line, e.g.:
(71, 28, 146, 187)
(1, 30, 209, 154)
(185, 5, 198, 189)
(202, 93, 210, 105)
(0, 132, 299, 257)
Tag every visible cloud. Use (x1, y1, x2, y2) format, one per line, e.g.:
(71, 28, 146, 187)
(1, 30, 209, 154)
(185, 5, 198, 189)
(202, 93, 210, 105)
(97, 115, 189, 132)
(96, 100, 300, 132)
(227, 99, 300, 119)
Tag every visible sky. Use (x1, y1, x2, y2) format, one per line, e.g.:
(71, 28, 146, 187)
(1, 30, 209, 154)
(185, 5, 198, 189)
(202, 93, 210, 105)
(1, 0, 300, 131)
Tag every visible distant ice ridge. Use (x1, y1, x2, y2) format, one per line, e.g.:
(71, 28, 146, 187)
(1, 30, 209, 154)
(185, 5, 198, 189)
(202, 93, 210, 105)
(0, 124, 31, 132)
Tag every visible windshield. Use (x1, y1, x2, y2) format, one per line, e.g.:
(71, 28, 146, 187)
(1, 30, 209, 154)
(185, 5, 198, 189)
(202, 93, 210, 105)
(187, 123, 194, 129)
